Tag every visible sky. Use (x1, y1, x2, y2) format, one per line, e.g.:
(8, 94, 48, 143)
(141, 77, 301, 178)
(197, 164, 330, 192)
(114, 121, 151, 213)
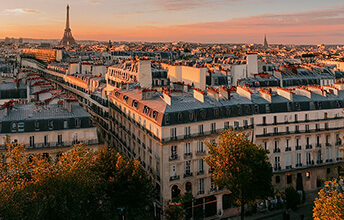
(0, 0, 343, 44)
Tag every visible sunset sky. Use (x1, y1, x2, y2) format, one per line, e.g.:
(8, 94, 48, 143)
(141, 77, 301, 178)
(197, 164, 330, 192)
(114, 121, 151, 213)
(1, 0, 343, 44)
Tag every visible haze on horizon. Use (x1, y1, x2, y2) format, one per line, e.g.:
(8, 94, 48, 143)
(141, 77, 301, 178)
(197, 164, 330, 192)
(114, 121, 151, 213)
(0, 0, 343, 45)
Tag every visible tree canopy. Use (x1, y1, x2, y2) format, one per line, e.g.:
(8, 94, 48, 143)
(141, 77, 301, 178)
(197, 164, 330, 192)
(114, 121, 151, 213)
(313, 178, 344, 220)
(205, 129, 273, 220)
(0, 143, 154, 220)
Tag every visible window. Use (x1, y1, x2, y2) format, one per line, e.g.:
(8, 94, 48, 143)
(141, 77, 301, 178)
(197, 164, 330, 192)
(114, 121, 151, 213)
(274, 156, 280, 170)
(263, 128, 267, 135)
(234, 121, 239, 129)
(274, 127, 278, 134)
(198, 178, 204, 194)
(198, 159, 204, 173)
(63, 120, 68, 129)
(57, 134, 63, 145)
(324, 113, 328, 119)
(198, 124, 204, 134)
(185, 161, 191, 175)
(295, 125, 299, 132)
(306, 152, 312, 165)
(75, 118, 81, 128)
(316, 124, 320, 130)
(197, 141, 204, 153)
(287, 175, 292, 184)
(29, 136, 35, 147)
(264, 142, 267, 150)
(11, 122, 17, 132)
(305, 124, 309, 131)
(34, 121, 40, 131)
(224, 122, 229, 129)
(211, 123, 216, 133)
(294, 114, 298, 122)
(18, 122, 24, 132)
(185, 143, 191, 155)
(296, 153, 301, 165)
(286, 126, 289, 133)
(48, 120, 54, 130)
(262, 116, 266, 124)
(184, 126, 191, 137)
(325, 123, 329, 130)
(171, 146, 177, 159)
(44, 135, 48, 147)
(273, 116, 277, 124)
(171, 165, 177, 177)
(170, 128, 177, 139)
(275, 176, 280, 184)
(305, 114, 309, 121)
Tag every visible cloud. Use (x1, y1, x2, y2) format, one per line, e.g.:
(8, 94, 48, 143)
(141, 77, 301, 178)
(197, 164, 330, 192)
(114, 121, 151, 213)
(148, 0, 240, 11)
(87, 0, 101, 4)
(3, 8, 42, 15)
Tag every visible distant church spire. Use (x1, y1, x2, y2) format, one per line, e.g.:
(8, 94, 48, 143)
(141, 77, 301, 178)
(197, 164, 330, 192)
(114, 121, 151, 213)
(60, 4, 77, 46)
(263, 34, 268, 49)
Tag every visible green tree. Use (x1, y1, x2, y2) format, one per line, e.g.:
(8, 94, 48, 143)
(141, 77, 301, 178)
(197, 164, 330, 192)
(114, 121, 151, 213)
(313, 178, 344, 220)
(205, 129, 273, 220)
(0, 143, 154, 220)
(284, 187, 300, 210)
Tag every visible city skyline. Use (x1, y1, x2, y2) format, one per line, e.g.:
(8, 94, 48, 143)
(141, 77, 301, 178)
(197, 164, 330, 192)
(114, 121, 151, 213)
(1, 0, 344, 44)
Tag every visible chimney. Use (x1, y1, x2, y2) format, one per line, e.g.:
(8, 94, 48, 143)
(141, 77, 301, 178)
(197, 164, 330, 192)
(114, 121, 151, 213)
(162, 91, 172, 106)
(277, 87, 294, 101)
(141, 89, 157, 100)
(219, 86, 230, 100)
(237, 86, 252, 100)
(307, 85, 327, 97)
(207, 87, 219, 101)
(193, 88, 205, 103)
(259, 88, 272, 102)
(294, 86, 313, 99)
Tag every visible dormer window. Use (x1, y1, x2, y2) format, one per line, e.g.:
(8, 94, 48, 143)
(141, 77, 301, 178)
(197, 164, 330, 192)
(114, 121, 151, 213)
(132, 100, 138, 109)
(48, 120, 54, 130)
(165, 114, 170, 125)
(75, 118, 81, 128)
(11, 122, 17, 133)
(18, 122, 24, 132)
(123, 95, 129, 103)
(177, 112, 183, 122)
(34, 121, 40, 131)
(143, 106, 150, 115)
(152, 111, 158, 120)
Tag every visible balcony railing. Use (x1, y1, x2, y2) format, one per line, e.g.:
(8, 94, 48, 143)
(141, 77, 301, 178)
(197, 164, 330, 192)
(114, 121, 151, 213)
(285, 147, 292, 152)
(196, 150, 206, 155)
(273, 148, 281, 153)
(274, 164, 281, 171)
(316, 160, 323, 164)
(336, 140, 342, 146)
(306, 144, 313, 149)
(197, 190, 205, 195)
(170, 175, 180, 181)
(183, 172, 193, 178)
(169, 155, 178, 161)
(184, 152, 192, 158)
(295, 145, 301, 150)
(316, 143, 321, 148)
(295, 163, 303, 167)
(197, 170, 204, 175)
(326, 143, 331, 147)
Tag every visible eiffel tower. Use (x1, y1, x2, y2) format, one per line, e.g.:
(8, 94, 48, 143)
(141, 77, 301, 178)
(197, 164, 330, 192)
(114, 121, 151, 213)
(60, 4, 77, 46)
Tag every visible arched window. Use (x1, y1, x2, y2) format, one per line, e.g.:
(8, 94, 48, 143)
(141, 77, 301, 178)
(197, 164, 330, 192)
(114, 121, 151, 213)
(185, 182, 192, 194)
(48, 120, 54, 130)
(171, 185, 181, 199)
(34, 121, 40, 131)
(11, 122, 17, 132)
(75, 118, 81, 128)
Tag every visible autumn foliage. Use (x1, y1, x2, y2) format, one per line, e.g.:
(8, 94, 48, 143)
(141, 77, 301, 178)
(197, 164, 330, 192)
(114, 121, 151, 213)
(313, 178, 344, 220)
(205, 129, 273, 220)
(0, 143, 154, 219)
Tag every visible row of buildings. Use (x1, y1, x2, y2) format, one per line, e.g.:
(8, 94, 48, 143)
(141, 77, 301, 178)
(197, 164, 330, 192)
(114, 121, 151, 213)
(19, 55, 344, 219)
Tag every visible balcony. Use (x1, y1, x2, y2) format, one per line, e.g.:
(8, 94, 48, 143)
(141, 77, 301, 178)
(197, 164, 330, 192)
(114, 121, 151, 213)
(326, 159, 333, 163)
(336, 140, 342, 146)
(285, 165, 293, 170)
(316, 160, 323, 164)
(316, 143, 322, 148)
(295, 145, 301, 150)
(183, 172, 193, 178)
(170, 175, 180, 181)
(274, 164, 281, 171)
(326, 143, 331, 147)
(295, 163, 303, 167)
(285, 147, 292, 152)
(196, 150, 206, 155)
(184, 152, 192, 159)
(305, 144, 313, 150)
(306, 160, 315, 166)
(56, 142, 64, 147)
(336, 157, 343, 161)
(169, 155, 178, 161)
(197, 170, 204, 175)
(273, 148, 281, 153)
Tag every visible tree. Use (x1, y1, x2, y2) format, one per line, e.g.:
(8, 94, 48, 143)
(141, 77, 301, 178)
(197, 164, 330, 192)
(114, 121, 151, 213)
(285, 187, 300, 210)
(0, 143, 154, 219)
(313, 178, 344, 220)
(205, 129, 273, 220)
